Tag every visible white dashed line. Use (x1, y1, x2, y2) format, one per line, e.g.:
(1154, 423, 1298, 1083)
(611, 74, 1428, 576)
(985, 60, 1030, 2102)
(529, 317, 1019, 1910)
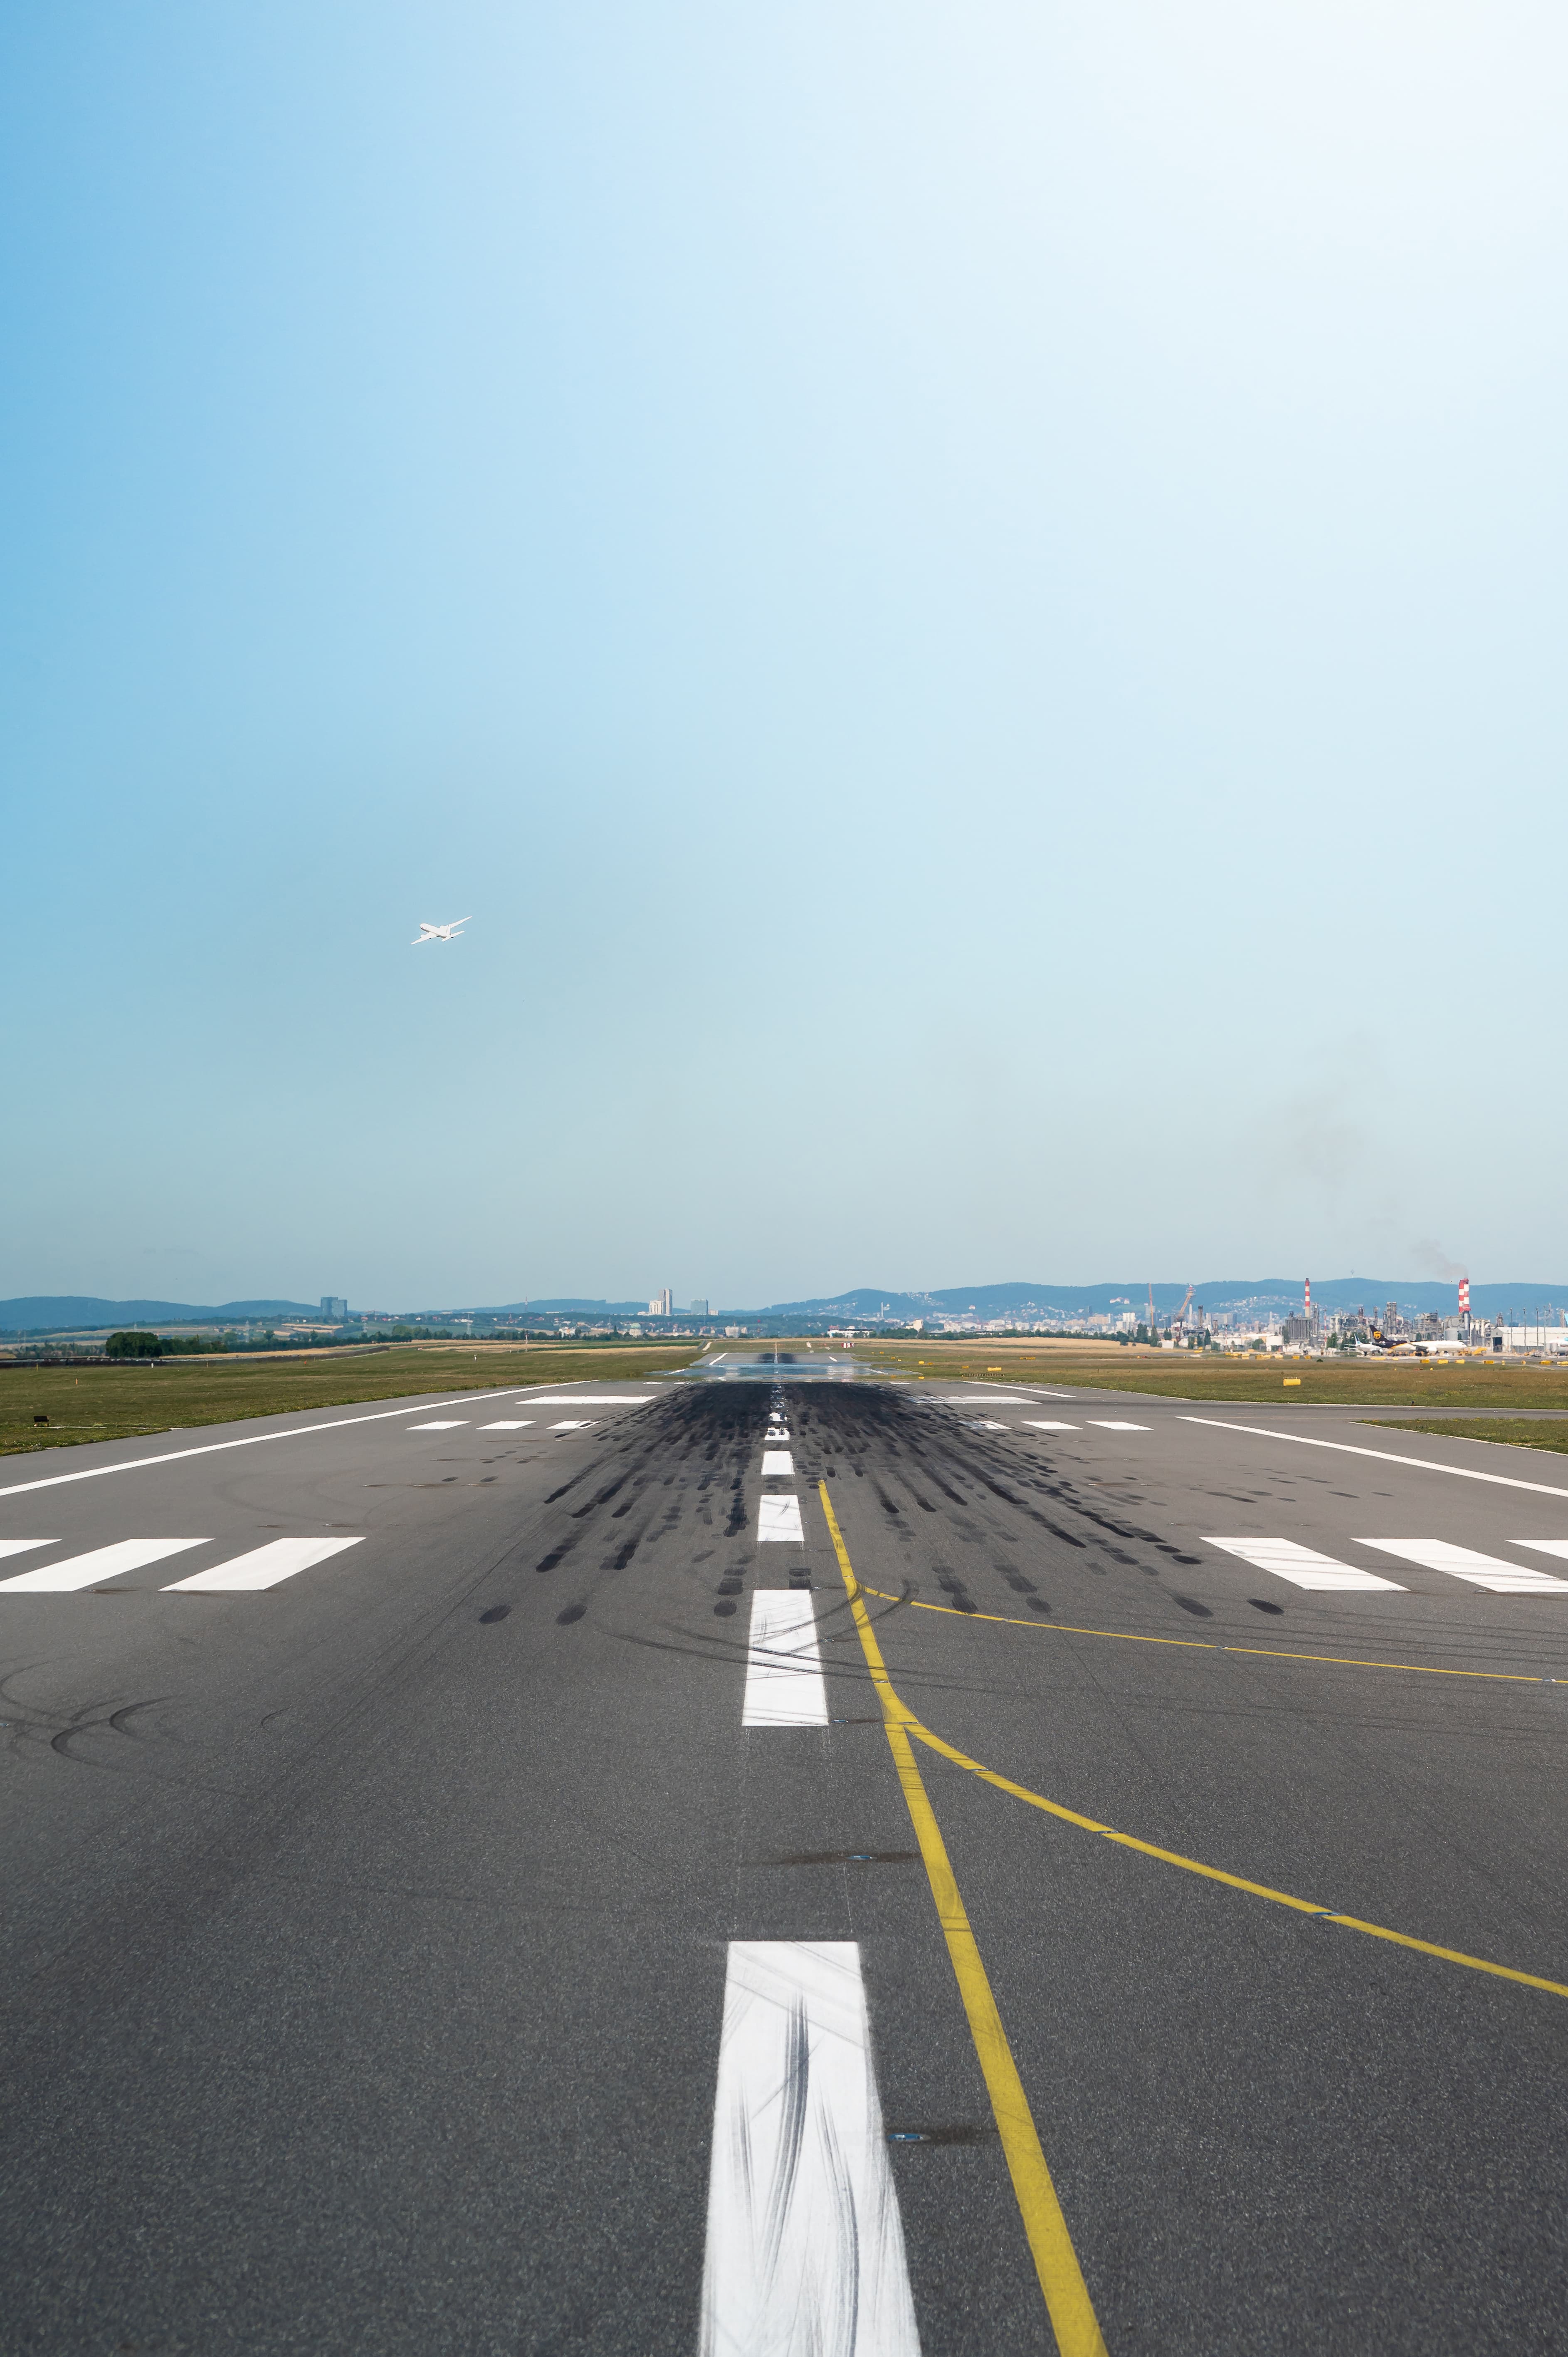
(741, 1591, 827, 1726)
(407, 1421, 467, 1432)
(699, 1941, 918, 2357)
(758, 1494, 805, 1543)
(479, 1420, 534, 1431)
(1090, 1421, 1148, 1432)
(761, 1449, 795, 1476)
(1022, 1420, 1078, 1432)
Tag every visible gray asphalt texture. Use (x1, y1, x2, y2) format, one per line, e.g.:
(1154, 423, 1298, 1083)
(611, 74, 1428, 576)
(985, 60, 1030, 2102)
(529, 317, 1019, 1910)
(4, 1354, 1568, 2354)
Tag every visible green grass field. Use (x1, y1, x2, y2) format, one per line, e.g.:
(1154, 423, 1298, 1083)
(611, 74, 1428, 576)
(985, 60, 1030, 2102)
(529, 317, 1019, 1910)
(850, 1338, 1568, 1412)
(0, 1342, 704, 1460)
(1371, 1417, 1568, 1458)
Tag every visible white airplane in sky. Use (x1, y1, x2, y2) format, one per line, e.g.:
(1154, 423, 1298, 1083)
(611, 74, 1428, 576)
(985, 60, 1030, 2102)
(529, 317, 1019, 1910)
(411, 918, 471, 946)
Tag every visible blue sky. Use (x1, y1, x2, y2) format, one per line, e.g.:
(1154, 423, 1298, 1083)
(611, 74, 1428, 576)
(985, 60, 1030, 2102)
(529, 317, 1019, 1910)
(5, 2, 1565, 1310)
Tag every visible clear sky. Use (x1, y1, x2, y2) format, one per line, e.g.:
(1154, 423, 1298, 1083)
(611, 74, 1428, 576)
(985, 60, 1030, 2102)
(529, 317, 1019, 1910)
(5, 2, 1565, 1310)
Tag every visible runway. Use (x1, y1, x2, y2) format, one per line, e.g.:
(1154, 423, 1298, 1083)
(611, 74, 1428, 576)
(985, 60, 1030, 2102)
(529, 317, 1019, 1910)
(4, 1354, 1568, 2352)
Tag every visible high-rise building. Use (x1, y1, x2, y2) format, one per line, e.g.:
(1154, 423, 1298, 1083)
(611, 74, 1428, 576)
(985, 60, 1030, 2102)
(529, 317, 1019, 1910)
(689, 1298, 709, 1315)
(648, 1289, 673, 1317)
(321, 1296, 348, 1319)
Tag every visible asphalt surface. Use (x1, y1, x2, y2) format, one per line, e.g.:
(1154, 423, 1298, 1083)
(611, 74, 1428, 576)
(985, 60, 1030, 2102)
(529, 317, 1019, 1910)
(5, 1354, 1568, 2354)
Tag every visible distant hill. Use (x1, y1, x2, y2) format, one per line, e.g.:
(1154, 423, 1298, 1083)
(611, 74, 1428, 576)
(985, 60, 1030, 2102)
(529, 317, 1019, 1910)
(7, 1277, 1563, 1338)
(751, 1278, 1567, 1321)
(0, 1296, 323, 1333)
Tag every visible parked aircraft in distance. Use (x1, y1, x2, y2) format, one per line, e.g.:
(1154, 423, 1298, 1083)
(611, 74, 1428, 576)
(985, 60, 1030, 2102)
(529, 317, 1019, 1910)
(411, 918, 471, 945)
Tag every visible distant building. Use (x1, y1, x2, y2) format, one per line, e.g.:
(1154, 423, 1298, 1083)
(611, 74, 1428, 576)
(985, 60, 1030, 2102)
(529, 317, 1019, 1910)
(321, 1296, 348, 1319)
(648, 1288, 673, 1317)
(689, 1297, 709, 1315)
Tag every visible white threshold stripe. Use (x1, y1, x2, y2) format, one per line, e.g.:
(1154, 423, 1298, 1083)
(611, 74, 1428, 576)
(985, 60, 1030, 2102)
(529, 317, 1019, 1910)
(0, 1394, 516, 1502)
(758, 1494, 805, 1543)
(517, 1395, 652, 1404)
(408, 1420, 467, 1431)
(479, 1420, 533, 1431)
(1518, 1540, 1568, 1561)
(1022, 1420, 1078, 1432)
(1202, 1535, 1405, 1591)
(1091, 1421, 1148, 1431)
(0, 1538, 207, 1593)
(699, 1941, 919, 2357)
(1180, 1417, 1568, 1501)
(742, 1591, 827, 1725)
(761, 1449, 795, 1475)
(0, 1539, 49, 1559)
(551, 1420, 594, 1431)
(164, 1537, 363, 1592)
(1357, 1538, 1568, 1594)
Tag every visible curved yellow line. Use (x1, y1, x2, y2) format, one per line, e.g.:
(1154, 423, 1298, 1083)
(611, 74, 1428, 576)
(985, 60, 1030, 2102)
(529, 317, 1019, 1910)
(822, 1493, 1568, 2005)
(857, 1583, 1548, 1684)
(817, 1487, 1107, 2354)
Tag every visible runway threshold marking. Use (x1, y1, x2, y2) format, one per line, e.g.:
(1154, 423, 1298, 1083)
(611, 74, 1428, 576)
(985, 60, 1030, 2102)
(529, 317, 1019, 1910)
(0, 1538, 207, 1592)
(1182, 1417, 1568, 1500)
(163, 1537, 363, 1591)
(698, 1941, 918, 2357)
(1357, 1538, 1568, 1594)
(825, 1538, 1568, 2008)
(818, 1484, 1108, 2357)
(1202, 1536, 1405, 1591)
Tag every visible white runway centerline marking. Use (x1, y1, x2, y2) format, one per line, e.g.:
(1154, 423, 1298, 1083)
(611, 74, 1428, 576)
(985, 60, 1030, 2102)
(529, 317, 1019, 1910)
(742, 1591, 827, 1725)
(758, 1494, 805, 1543)
(1091, 1420, 1149, 1432)
(700, 1940, 918, 2357)
(479, 1420, 534, 1431)
(163, 1537, 363, 1591)
(1022, 1420, 1078, 1432)
(761, 1449, 795, 1476)
(1202, 1536, 1406, 1591)
(0, 1538, 207, 1593)
(1357, 1538, 1568, 1594)
(407, 1420, 467, 1431)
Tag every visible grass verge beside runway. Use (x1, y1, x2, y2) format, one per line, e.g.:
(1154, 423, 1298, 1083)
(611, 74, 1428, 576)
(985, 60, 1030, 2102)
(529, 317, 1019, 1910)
(1373, 1417, 1568, 1458)
(854, 1338, 1568, 1411)
(0, 1341, 701, 1459)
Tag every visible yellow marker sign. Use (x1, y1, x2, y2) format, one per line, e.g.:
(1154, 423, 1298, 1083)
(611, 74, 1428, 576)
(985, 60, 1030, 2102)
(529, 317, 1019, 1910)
(1284, 1376, 1302, 1387)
